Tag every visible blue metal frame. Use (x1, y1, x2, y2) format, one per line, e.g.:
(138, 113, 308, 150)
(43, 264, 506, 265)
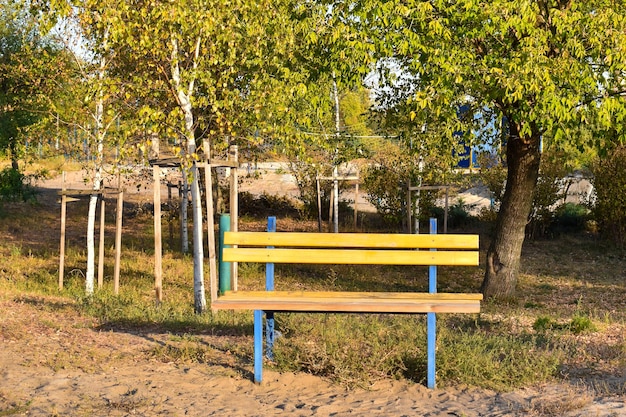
(265, 217, 276, 360)
(427, 217, 438, 389)
(248, 217, 441, 387)
(254, 216, 277, 383)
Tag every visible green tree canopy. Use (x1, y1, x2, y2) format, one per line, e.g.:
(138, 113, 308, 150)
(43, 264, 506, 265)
(320, 0, 626, 298)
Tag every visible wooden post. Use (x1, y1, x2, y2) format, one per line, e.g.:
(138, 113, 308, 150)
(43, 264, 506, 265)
(444, 187, 449, 234)
(229, 145, 239, 291)
(204, 140, 218, 306)
(167, 182, 174, 248)
(97, 195, 105, 289)
(59, 172, 66, 291)
(354, 181, 359, 230)
(328, 184, 334, 233)
(114, 174, 123, 295)
(181, 175, 189, 254)
(333, 167, 339, 233)
(407, 179, 412, 234)
(316, 176, 322, 232)
(153, 165, 163, 304)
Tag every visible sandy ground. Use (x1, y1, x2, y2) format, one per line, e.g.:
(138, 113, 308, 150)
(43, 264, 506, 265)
(0, 168, 624, 416)
(1, 296, 624, 417)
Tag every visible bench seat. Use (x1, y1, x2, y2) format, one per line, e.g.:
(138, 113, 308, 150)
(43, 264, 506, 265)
(212, 290, 482, 313)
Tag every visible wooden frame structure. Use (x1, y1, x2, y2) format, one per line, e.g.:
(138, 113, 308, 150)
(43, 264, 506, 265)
(150, 145, 240, 304)
(58, 173, 124, 293)
(316, 173, 360, 232)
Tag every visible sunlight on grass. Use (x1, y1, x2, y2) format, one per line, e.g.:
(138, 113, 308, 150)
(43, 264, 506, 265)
(1, 185, 625, 391)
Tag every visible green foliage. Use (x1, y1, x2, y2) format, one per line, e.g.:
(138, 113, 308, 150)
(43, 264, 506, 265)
(323, 0, 626, 297)
(477, 151, 506, 206)
(527, 150, 569, 239)
(447, 198, 475, 229)
(362, 141, 447, 228)
(0, 167, 38, 202)
(0, 2, 71, 168)
(553, 203, 590, 234)
(591, 145, 626, 247)
(533, 310, 597, 335)
(239, 191, 300, 219)
(288, 161, 353, 219)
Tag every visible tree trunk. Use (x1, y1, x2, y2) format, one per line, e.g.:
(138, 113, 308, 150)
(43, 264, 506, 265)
(481, 121, 541, 299)
(86, 48, 107, 296)
(170, 34, 206, 313)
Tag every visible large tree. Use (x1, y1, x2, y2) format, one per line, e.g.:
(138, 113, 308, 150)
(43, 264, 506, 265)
(0, 1, 71, 170)
(322, 0, 626, 299)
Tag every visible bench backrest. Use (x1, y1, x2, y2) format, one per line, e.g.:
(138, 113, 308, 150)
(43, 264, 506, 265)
(223, 232, 479, 266)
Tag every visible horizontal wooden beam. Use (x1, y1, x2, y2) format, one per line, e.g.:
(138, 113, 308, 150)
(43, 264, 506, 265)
(408, 185, 450, 191)
(223, 247, 479, 266)
(57, 189, 102, 196)
(212, 290, 482, 313)
(317, 176, 359, 181)
(224, 232, 479, 250)
(199, 160, 239, 168)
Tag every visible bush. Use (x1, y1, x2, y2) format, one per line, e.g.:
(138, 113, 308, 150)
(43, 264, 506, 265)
(526, 151, 568, 239)
(0, 167, 38, 202)
(591, 146, 626, 247)
(552, 203, 590, 234)
(288, 161, 353, 220)
(362, 148, 443, 230)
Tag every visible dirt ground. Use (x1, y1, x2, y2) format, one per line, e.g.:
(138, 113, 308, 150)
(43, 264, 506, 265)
(0, 169, 624, 416)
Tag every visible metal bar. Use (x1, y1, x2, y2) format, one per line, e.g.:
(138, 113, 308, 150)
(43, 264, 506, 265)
(218, 214, 231, 293)
(254, 309, 263, 384)
(427, 217, 438, 389)
(265, 216, 276, 360)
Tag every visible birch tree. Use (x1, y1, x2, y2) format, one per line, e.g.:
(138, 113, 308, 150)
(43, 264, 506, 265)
(98, 0, 303, 312)
(34, 1, 125, 295)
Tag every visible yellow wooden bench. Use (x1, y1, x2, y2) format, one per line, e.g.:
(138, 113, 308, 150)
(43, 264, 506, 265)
(211, 218, 482, 387)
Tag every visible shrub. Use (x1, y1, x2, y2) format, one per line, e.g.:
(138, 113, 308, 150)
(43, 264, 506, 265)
(288, 161, 352, 220)
(590, 146, 626, 247)
(477, 151, 506, 206)
(526, 151, 568, 239)
(0, 167, 38, 202)
(362, 148, 442, 230)
(552, 203, 590, 234)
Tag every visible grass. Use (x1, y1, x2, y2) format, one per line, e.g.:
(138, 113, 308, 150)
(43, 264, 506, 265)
(0, 162, 625, 393)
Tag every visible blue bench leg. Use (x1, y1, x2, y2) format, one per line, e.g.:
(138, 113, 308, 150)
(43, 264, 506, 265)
(254, 310, 263, 383)
(427, 312, 436, 389)
(266, 312, 275, 360)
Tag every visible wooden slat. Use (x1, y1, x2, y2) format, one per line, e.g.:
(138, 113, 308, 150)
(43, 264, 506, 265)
(212, 291, 482, 313)
(223, 247, 479, 266)
(217, 290, 483, 300)
(224, 232, 478, 250)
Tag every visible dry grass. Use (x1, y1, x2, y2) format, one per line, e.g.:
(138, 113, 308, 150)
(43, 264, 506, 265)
(0, 176, 625, 394)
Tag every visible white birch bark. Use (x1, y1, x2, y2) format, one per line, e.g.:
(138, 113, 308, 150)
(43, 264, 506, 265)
(171, 34, 206, 313)
(86, 38, 108, 295)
